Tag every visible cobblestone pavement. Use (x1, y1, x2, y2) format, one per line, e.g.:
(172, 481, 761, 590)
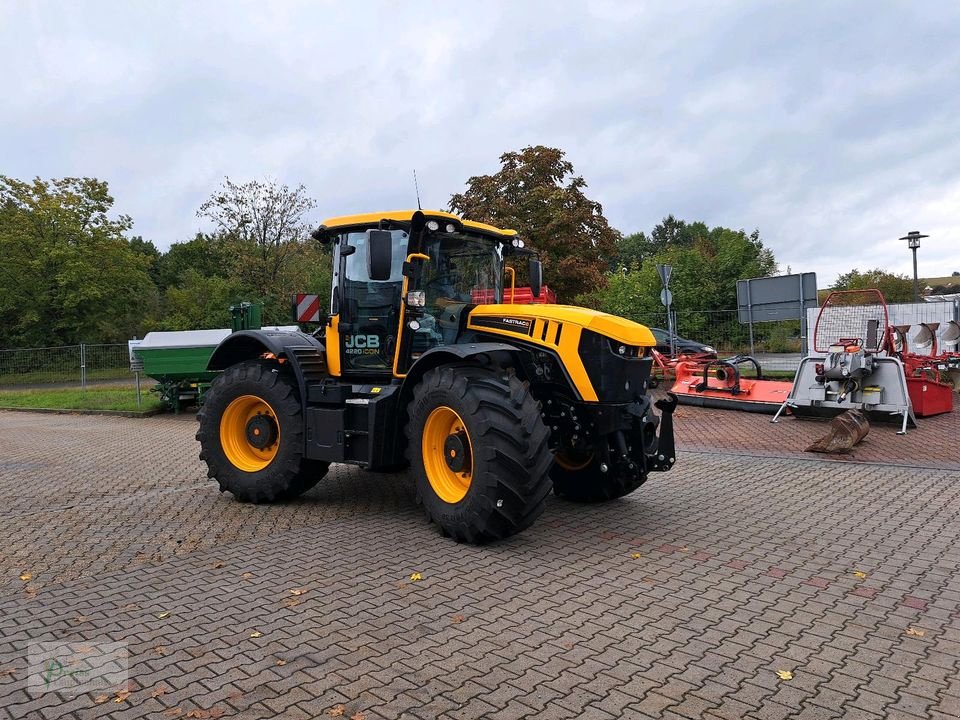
(1, 409, 958, 719)
(671, 399, 959, 471)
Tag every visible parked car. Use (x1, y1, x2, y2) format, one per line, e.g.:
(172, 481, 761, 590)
(650, 327, 717, 357)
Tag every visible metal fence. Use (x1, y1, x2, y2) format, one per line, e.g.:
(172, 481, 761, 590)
(0, 344, 131, 388)
(631, 310, 803, 371)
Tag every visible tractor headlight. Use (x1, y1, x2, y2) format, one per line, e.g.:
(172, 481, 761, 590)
(408, 319, 421, 330)
(406, 291, 425, 307)
(445, 223, 456, 233)
(618, 345, 627, 355)
(426, 220, 440, 231)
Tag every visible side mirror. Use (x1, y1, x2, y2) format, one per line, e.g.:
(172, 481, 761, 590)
(529, 258, 543, 298)
(367, 229, 393, 281)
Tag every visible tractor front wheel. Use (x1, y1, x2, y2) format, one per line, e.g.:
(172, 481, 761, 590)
(407, 366, 553, 543)
(197, 359, 328, 502)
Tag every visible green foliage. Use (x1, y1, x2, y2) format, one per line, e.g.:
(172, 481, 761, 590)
(0, 174, 333, 346)
(586, 216, 778, 321)
(186, 177, 327, 327)
(0, 176, 157, 347)
(155, 233, 230, 290)
(832, 268, 914, 303)
(449, 145, 619, 302)
(609, 232, 649, 272)
(157, 270, 244, 331)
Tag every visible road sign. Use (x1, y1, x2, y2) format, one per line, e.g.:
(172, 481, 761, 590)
(736, 273, 818, 323)
(295, 293, 322, 322)
(660, 288, 673, 307)
(656, 264, 673, 287)
(736, 272, 818, 358)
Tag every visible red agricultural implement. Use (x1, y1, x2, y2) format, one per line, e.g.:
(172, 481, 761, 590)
(884, 321, 957, 417)
(669, 355, 794, 413)
(668, 289, 955, 430)
(649, 348, 715, 387)
(471, 285, 557, 304)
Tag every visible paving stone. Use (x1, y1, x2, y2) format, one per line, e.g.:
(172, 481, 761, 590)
(0, 409, 956, 720)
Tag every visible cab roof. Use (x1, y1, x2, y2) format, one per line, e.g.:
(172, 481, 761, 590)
(319, 210, 518, 238)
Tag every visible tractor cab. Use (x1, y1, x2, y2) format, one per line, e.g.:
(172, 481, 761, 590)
(316, 210, 539, 377)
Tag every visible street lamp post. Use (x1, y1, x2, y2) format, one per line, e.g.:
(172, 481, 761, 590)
(899, 231, 928, 302)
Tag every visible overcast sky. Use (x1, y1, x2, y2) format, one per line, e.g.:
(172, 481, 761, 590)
(4, 1, 959, 286)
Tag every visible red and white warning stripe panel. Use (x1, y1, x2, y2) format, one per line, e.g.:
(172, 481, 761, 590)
(296, 294, 322, 322)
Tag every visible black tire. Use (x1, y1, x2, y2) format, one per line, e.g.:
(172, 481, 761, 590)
(196, 359, 328, 502)
(551, 451, 645, 503)
(407, 366, 553, 544)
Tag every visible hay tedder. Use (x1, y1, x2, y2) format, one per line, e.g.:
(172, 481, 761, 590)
(195, 210, 677, 544)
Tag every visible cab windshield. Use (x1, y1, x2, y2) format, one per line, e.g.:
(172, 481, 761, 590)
(421, 232, 503, 308)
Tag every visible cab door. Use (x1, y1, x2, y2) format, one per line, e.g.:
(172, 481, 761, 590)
(333, 229, 409, 374)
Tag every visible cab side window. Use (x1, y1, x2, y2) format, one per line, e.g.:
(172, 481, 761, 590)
(339, 230, 408, 372)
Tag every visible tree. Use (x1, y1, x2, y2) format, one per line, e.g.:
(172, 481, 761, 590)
(610, 231, 653, 272)
(159, 269, 244, 331)
(0, 176, 156, 346)
(832, 268, 913, 303)
(198, 178, 315, 299)
(611, 217, 703, 272)
(197, 177, 321, 324)
(155, 232, 231, 290)
(583, 217, 778, 344)
(449, 146, 619, 302)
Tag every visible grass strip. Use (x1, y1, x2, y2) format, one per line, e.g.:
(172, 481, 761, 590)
(0, 385, 163, 412)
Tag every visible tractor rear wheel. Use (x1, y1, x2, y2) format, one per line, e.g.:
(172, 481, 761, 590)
(551, 449, 645, 503)
(407, 366, 553, 543)
(197, 359, 328, 502)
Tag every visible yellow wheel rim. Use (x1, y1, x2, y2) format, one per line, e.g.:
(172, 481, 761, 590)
(421, 405, 473, 504)
(219, 395, 280, 472)
(554, 448, 594, 471)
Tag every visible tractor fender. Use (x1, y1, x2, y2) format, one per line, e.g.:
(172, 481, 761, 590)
(399, 342, 527, 399)
(207, 330, 327, 408)
(207, 329, 323, 370)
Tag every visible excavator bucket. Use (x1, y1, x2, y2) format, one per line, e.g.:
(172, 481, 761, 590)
(805, 409, 870, 453)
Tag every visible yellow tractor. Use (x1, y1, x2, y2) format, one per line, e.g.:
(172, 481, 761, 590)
(197, 210, 676, 543)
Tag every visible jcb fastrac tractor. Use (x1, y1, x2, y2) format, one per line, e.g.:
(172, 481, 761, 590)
(197, 210, 677, 543)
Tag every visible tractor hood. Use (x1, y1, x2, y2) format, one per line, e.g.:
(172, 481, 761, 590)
(468, 304, 656, 347)
(466, 304, 656, 402)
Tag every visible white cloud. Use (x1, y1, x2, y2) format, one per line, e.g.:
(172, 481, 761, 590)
(2, 0, 959, 289)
